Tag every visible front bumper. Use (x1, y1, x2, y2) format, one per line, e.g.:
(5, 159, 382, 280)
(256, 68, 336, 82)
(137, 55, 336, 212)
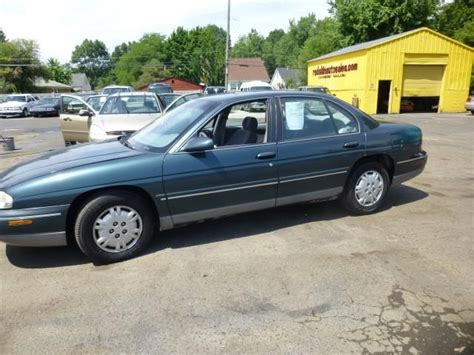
(0, 110, 23, 117)
(0, 204, 69, 247)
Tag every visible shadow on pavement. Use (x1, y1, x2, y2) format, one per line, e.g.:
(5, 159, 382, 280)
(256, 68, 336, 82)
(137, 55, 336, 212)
(5, 184, 428, 269)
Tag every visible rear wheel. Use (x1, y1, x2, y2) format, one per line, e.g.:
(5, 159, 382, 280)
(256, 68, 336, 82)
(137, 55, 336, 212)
(341, 162, 389, 215)
(74, 191, 156, 264)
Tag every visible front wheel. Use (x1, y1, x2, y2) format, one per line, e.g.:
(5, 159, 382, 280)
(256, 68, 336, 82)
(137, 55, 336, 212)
(341, 162, 390, 215)
(22, 108, 28, 117)
(74, 191, 156, 264)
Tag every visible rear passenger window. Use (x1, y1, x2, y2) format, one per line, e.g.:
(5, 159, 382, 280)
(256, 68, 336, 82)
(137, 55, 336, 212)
(326, 102, 359, 134)
(280, 98, 337, 140)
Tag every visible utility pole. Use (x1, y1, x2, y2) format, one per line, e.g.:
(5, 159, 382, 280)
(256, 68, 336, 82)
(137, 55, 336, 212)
(224, 0, 230, 91)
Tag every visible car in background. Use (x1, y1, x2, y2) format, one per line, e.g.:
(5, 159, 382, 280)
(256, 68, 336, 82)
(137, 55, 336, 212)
(239, 81, 273, 92)
(466, 95, 474, 114)
(155, 93, 181, 109)
(164, 92, 203, 113)
(0, 91, 427, 263)
(89, 92, 164, 142)
(102, 85, 134, 96)
(30, 97, 60, 117)
(400, 99, 415, 112)
(86, 94, 108, 112)
(0, 94, 37, 118)
(204, 86, 226, 95)
(298, 86, 332, 95)
(148, 82, 173, 94)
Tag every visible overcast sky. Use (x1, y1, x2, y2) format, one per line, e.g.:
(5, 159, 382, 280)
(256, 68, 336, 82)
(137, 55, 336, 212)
(1, 0, 329, 63)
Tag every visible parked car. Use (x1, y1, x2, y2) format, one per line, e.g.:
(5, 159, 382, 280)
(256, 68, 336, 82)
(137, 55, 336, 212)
(0, 91, 427, 264)
(298, 86, 332, 95)
(86, 94, 108, 112)
(102, 85, 134, 96)
(163, 92, 203, 113)
(30, 97, 61, 117)
(400, 99, 415, 112)
(465, 95, 474, 114)
(204, 86, 226, 95)
(0, 94, 37, 118)
(239, 81, 273, 92)
(155, 93, 181, 109)
(148, 83, 173, 94)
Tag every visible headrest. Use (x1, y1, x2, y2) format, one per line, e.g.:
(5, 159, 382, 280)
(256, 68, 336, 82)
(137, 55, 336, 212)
(242, 116, 258, 131)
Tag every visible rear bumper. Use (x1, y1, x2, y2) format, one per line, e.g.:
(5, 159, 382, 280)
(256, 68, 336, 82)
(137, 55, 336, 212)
(0, 204, 69, 247)
(392, 151, 427, 185)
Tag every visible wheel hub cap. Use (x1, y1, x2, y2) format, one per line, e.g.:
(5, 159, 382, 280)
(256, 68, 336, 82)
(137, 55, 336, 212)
(93, 205, 143, 253)
(355, 170, 384, 207)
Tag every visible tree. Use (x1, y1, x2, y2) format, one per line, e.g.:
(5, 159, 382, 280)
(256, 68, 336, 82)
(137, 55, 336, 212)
(71, 39, 111, 89)
(435, 0, 474, 46)
(329, 0, 440, 44)
(231, 29, 265, 58)
(46, 58, 72, 84)
(262, 29, 286, 75)
(114, 33, 166, 85)
(134, 59, 171, 88)
(0, 28, 6, 42)
(0, 39, 48, 93)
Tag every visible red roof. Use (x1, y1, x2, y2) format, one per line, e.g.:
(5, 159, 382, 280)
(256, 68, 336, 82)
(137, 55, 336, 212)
(137, 77, 204, 92)
(228, 58, 270, 82)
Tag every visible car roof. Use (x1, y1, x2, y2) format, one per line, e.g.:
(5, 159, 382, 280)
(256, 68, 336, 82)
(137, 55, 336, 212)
(109, 92, 156, 97)
(198, 90, 332, 105)
(103, 85, 131, 89)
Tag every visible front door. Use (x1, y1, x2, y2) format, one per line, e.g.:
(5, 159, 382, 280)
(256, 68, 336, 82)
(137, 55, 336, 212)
(163, 98, 278, 225)
(377, 80, 391, 114)
(276, 96, 365, 206)
(60, 95, 95, 143)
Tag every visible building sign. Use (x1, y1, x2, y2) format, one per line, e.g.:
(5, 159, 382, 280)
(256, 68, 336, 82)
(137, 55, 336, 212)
(313, 63, 358, 78)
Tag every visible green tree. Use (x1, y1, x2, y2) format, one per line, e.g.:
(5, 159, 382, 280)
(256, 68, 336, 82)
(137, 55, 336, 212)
(0, 28, 6, 42)
(71, 39, 111, 89)
(46, 58, 72, 84)
(114, 33, 166, 85)
(262, 29, 285, 75)
(231, 29, 265, 58)
(435, 0, 474, 46)
(0, 39, 48, 93)
(134, 59, 171, 88)
(329, 0, 440, 44)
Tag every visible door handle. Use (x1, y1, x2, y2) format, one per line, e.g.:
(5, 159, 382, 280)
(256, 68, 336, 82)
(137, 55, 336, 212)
(256, 151, 276, 160)
(343, 141, 359, 149)
(62, 117, 72, 122)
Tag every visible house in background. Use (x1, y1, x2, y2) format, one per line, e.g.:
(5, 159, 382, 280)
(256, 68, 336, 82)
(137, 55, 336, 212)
(71, 73, 91, 92)
(271, 67, 303, 89)
(34, 78, 73, 93)
(228, 58, 270, 91)
(137, 77, 204, 93)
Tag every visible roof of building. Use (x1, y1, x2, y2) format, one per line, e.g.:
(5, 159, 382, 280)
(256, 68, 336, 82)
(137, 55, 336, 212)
(308, 27, 473, 62)
(34, 78, 73, 89)
(71, 73, 91, 91)
(273, 67, 302, 83)
(228, 58, 270, 82)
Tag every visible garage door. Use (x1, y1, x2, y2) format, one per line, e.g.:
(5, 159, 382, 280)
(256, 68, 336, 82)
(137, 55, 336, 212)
(402, 65, 445, 97)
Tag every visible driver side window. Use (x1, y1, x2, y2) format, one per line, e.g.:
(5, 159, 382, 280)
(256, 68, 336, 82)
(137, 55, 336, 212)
(198, 99, 268, 147)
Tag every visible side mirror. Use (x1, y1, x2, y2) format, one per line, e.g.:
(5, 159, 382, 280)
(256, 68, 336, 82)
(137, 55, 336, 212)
(79, 109, 93, 117)
(182, 137, 214, 153)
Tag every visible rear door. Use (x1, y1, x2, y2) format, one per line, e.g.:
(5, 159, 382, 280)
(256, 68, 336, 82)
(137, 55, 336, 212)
(60, 95, 96, 143)
(276, 96, 365, 206)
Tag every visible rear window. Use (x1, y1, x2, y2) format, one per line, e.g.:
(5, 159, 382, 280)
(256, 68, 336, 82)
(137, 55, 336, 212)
(101, 95, 161, 114)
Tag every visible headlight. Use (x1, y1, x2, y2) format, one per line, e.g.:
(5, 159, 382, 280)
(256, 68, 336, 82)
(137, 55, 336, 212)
(0, 191, 13, 209)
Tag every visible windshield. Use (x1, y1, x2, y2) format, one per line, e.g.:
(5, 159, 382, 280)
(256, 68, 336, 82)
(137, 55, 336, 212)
(103, 87, 130, 96)
(100, 95, 161, 114)
(38, 97, 59, 105)
(86, 96, 106, 111)
(160, 94, 180, 107)
(129, 99, 217, 151)
(6, 95, 26, 102)
(149, 85, 172, 94)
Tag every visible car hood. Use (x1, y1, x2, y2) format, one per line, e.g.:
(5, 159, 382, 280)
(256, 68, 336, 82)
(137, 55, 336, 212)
(0, 139, 144, 189)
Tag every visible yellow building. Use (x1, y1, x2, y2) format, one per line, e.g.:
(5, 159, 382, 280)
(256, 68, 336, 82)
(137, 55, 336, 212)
(307, 27, 473, 114)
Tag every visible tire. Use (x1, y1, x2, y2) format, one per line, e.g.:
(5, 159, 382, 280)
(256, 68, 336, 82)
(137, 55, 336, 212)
(22, 108, 28, 117)
(341, 162, 390, 215)
(74, 191, 156, 264)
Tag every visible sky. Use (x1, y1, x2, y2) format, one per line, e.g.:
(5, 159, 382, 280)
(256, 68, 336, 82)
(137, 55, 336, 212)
(0, 0, 329, 63)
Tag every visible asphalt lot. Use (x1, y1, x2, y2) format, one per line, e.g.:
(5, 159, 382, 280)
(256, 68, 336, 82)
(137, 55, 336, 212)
(0, 113, 473, 353)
